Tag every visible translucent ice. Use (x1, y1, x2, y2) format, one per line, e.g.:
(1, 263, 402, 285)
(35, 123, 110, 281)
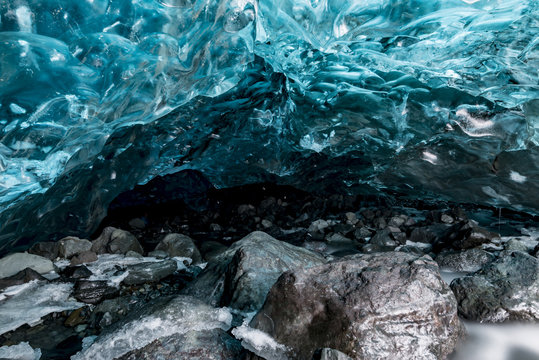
(0, 0, 538, 249)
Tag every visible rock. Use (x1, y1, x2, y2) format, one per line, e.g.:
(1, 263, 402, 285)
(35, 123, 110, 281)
(0, 253, 55, 278)
(154, 233, 202, 263)
(70, 251, 97, 266)
(308, 220, 329, 234)
(91, 227, 143, 255)
(0, 268, 47, 291)
(72, 295, 233, 360)
(58, 237, 92, 259)
(65, 308, 85, 327)
(441, 214, 455, 224)
(128, 217, 146, 230)
(353, 227, 372, 240)
(261, 219, 273, 228)
(200, 241, 228, 261)
(344, 212, 358, 225)
(148, 250, 168, 259)
(248, 252, 465, 360)
(410, 223, 462, 247)
(125, 250, 143, 258)
(182, 231, 325, 311)
(452, 223, 500, 250)
(366, 228, 397, 251)
(61, 265, 93, 280)
(325, 233, 355, 245)
(73, 280, 119, 305)
(436, 248, 495, 272)
(117, 329, 242, 360)
(28, 241, 59, 260)
(316, 348, 353, 360)
(450, 251, 539, 322)
(388, 216, 406, 228)
(504, 239, 529, 253)
(122, 260, 177, 285)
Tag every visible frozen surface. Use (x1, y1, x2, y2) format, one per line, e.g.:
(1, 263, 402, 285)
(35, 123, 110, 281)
(72, 296, 233, 360)
(0, 280, 82, 335)
(0, 0, 538, 249)
(232, 323, 288, 360)
(0, 342, 41, 360)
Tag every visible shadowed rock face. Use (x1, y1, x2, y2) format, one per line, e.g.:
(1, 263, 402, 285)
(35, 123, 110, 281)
(248, 252, 465, 360)
(0, 0, 538, 250)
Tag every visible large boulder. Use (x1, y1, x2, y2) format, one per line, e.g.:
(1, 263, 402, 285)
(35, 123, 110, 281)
(122, 260, 178, 285)
(244, 252, 465, 360)
(28, 241, 59, 260)
(117, 329, 242, 360)
(450, 251, 539, 322)
(182, 231, 325, 311)
(0, 253, 55, 278)
(58, 236, 92, 258)
(154, 233, 202, 263)
(91, 227, 143, 255)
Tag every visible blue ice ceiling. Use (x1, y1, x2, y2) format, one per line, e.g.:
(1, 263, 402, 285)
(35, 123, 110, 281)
(0, 0, 538, 249)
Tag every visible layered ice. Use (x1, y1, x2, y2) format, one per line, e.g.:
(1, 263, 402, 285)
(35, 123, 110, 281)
(0, 280, 82, 335)
(0, 0, 538, 249)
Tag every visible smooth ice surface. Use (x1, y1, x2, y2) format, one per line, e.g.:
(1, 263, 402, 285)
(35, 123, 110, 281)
(72, 296, 233, 360)
(0, 342, 42, 360)
(0, 0, 538, 249)
(0, 280, 82, 335)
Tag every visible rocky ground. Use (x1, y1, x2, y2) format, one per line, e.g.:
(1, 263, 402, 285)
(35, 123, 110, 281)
(0, 183, 538, 360)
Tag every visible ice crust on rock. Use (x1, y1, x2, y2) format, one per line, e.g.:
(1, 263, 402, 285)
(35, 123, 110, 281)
(0, 342, 41, 360)
(0, 0, 538, 249)
(72, 295, 233, 360)
(0, 280, 82, 335)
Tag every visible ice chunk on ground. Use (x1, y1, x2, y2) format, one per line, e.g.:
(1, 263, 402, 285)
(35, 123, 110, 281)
(232, 322, 288, 360)
(72, 295, 232, 360)
(0, 342, 41, 360)
(0, 281, 81, 335)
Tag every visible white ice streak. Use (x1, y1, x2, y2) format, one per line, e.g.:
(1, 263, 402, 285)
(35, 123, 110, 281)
(232, 319, 289, 360)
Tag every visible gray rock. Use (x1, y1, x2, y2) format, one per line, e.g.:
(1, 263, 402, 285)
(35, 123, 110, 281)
(0, 268, 47, 291)
(365, 228, 397, 252)
(410, 223, 461, 245)
(436, 248, 495, 272)
(248, 252, 465, 360)
(61, 265, 92, 280)
(318, 348, 353, 360)
(154, 233, 201, 263)
(452, 223, 500, 250)
(182, 231, 325, 311)
(0, 252, 55, 278)
(58, 237, 92, 259)
(91, 227, 143, 255)
(73, 280, 119, 305)
(70, 251, 98, 266)
(128, 218, 146, 230)
(28, 241, 59, 260)
(450, 251, 539, 322)
(148, 250, 168, 259)
(309, 220, 329, 234)
(125, 250, 143, 258)
(117, 329, 242, 360)
(441, 214, 455, 224)
(325, 233, 355, 245)
(200, 241, 228, 262)
(123, 260, 178, 285)
(388, 215, 406, 228)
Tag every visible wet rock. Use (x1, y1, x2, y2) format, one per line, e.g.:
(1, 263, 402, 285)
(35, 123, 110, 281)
(64, 308, 85, 327)
(452, 223, 500, 250)
(200, 241, 228, 261)
(388, 215, 406, 228)
(91, 227, 143, 255)
(61, 265, 92, 280)
(441, 214, 455, 224)
(28, 242, 59, 261)
(365, 228, 397, 251)
(128, 218, 146, 230)
(353, 227, 372, 240)
(70, 251, 97, 266)
(117, 329, 242, 360)
(154, 233, 201, 263)
(123, 260, 178, 285)
(248, 252, 465, 360)
(410, 223, 462, 247)
(182, 231, 325, 311)
(325, 233, 355, 245)
(0, 253, 55, 278)
(0, 268, 47, 291)
(450, 251, 539, 322)
(58, 237, 92, 259)
(73, 280, 119, 305)
(436, 248, 495, 272)
(125, 250, 143, 258)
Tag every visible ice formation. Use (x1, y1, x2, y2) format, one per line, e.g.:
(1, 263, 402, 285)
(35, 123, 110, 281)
(0, 0, 537, 249)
